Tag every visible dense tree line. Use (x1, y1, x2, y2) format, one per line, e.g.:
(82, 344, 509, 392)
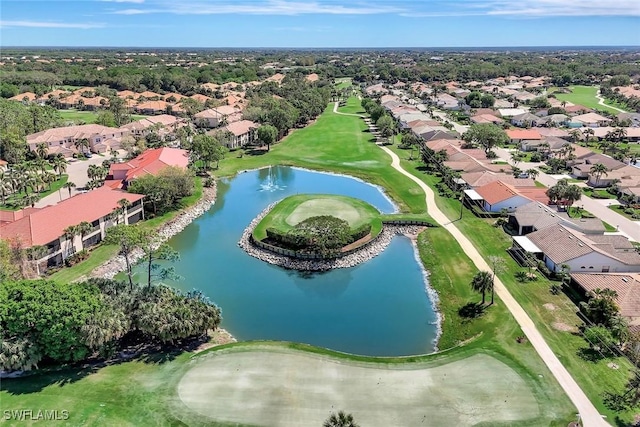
(127, 166, 195, 216)
(0, 278, 221, 372)
(5, 48, 637, 98)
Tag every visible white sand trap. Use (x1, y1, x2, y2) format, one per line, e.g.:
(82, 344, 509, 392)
(177, 349, 540, 427)
(286, 199, 362, 226)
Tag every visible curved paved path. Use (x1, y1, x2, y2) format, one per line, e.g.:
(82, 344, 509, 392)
(333, 102, 608, 426)
(596, 90, 627, 113)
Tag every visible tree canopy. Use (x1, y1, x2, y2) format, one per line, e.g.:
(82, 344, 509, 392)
(462, 123, 509, 154)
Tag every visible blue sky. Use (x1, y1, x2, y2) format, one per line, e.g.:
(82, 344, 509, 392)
(1, 0, 639, 47)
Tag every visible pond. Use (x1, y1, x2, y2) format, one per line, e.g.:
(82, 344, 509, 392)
(144, 166, 439, 357)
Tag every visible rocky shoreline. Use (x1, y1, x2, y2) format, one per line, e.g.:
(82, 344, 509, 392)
(238, 202, 425, 271)
(89, 180, 218, 280)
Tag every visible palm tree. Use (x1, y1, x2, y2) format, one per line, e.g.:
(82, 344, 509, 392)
(74, 138, 90, 155)
(63, 181, 76, 198)
(590, 163, 609, 187)
(526, 168, 539, 180)
(582, 128, 595, 144)
(22, 193, 40, 208)
(63, 224, 79, 258)
(569, 129, 582, 143)
(622, 370, 640, 407)
(51, 155, 67, 177)
(35, 142, 48, 159)
(42, 172, 55, 191)
(0, 178, 12, 205)
(117, 198, 132, 224)
(323, 411, 359, 427)
(564, 185, 583, 213)
(76, 221, 93, 249)
(471, 271, 493, 305)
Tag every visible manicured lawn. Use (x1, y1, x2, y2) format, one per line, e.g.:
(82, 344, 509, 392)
(609, 204, 640, 221)
(582, 187, 618, 200)
(552, 85, 624, 114)
(59, 109, 149, 124)
(253, 194, 380, 240)
(337, 95, 366, 115)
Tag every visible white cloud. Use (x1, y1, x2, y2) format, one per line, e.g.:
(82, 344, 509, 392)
(485, 0, 640, 16)
(113, 0, 402, 15)
(402, 0, 640, 17)
(0, 20, 105, 29)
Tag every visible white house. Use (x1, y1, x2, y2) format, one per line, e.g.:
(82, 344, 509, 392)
(471, 181, 533, 213)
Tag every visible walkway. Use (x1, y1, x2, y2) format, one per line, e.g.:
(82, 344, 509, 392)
(333, 102, 608, 427)
(596, 90, 627, 113)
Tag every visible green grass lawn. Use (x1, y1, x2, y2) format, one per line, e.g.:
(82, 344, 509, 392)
(609, 204, 640, 221)
(253, 194, 380, 240)
(59, 109, 149, 124)
(552, 86, 625, 114)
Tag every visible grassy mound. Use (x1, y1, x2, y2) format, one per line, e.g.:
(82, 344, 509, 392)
(253, 194, 382, 242)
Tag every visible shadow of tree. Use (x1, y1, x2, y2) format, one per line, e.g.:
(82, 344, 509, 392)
(576, 346, 607, 362)
(458, 302, 486, 320)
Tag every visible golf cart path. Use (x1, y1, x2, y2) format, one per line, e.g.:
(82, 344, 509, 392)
(333, 102, 608, 426)
(596, 90, 627, 113)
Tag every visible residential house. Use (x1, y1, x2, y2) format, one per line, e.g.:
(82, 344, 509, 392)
(106, 147, 190, 188)
(194, 105, 241, 128)
(571, 152, 626, 181)
(118, 114, 187, 140)
(219, 120, 258, 149)
(471, 114, 504, 124)
(570, 112, 612, 128)
(134, 100, 172, 115)
(9, 92, 38, 103)
(505, 129, 542, 151)
(27, 124, 127, 157)
(570, 273, 640, 327)
(512, 224, 640, 273)
(468, 181, 535, 213)
(508, 202, 604, 236)
(0, 186, 144, 270)
(498, 108, 527, 118)
(511, 112, 541, 127)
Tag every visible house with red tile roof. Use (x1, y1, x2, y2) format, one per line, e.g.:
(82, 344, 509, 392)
(190, 94, 212, 104)
(470, 181, 534, 213)
(134, 100, 172, 115)
(107, 147, 190, 187)
(505, 129, 542, 144)
(9, 92, 38, 103)
(0, 186, 144, 270)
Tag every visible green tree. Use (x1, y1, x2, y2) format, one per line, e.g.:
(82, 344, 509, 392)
(256, 124, 278, 151)
(471, 271, 493, 305)
(104, 224, 146, 288)
(0, 280, 103, 371)
(63, 181, 76, 197)
(462, 123, 509, 154)
(580, 288, 619, 327)
(589, 163, 609, 187)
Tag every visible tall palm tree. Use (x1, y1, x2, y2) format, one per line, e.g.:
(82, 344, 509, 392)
(23, 193, 40, 208)
(568, 129, 582, 143)
(471, 271, 493, 305)
(35, 142, 48, 159)
(526, 168, 539, 180)
(117, 198, 132, 224)
(0, 175, 13, 205)
(76, 221, 93, 249)
(590, 163, 609, 187)
(63, 181, 76, 197)
(63, 224, 79, 257)
(42, 172, 56, 191)
(564, 185, 583, 212)
(74, 138, 91, 155)
(323, 411, 359, 427)
(582, 127, 595, 144)
(51, 155, 68, 177)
